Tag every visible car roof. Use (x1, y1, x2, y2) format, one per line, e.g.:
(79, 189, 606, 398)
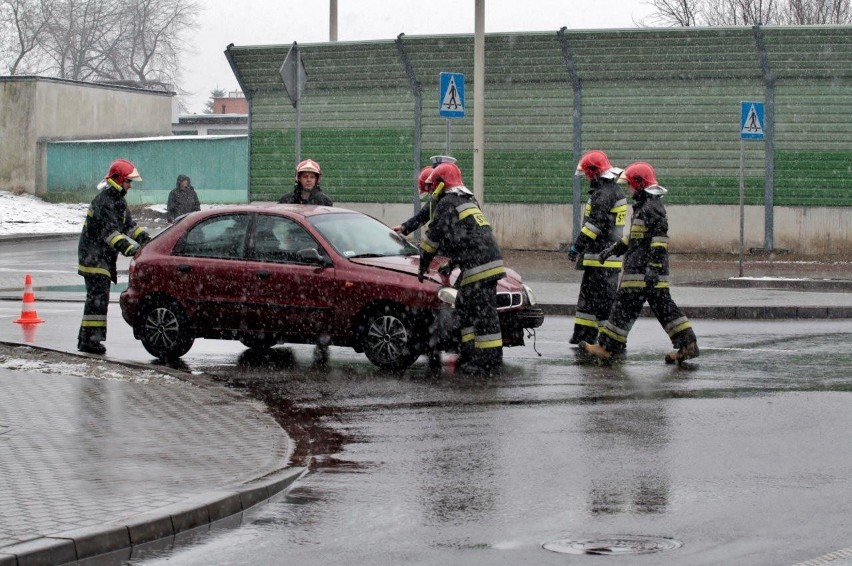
(193, 204, 358, 220)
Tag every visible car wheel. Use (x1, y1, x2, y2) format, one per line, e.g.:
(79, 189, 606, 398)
(240, 333, 279, 350)
(360, 306, 420, 370)
(138, 301, 194, 360)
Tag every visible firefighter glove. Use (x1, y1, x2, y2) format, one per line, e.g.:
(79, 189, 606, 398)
(417, 271, 425, 283)
(644, 267, 661, 287)
(598, 243, 617, 264)
(567, 245, 579, 262)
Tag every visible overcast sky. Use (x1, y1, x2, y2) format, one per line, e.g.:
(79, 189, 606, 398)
(181, 0, 658, 113)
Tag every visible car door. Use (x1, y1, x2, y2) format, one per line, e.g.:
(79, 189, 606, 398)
(170, 213, 251, 332)
(242, 214, 340, 338)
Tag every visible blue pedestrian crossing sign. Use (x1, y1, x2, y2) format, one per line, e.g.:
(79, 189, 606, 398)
(740, 101, 765, 140)
(439, 72, 465, 119)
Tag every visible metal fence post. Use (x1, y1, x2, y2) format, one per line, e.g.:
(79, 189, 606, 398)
(557, 27, 583, 244)
(395, 33, 423, 237)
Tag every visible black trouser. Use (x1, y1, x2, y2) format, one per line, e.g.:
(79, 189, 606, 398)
(571, 266, 620, 344)
(597, 286, 697, 355)
(457, 279, 503, 375)
(78, 274, 111, 345)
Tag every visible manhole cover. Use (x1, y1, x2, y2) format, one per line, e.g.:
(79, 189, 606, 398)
(542, 535, 682, 555)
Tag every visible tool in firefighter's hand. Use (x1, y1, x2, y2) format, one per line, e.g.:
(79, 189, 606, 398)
(417, 270, 425, 283)
(567, 244, 579, 262)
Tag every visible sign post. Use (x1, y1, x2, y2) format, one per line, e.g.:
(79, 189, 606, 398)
(739, 101, 765, 276)
(439, 72, 465, 154)
(279, 42, 308, 167)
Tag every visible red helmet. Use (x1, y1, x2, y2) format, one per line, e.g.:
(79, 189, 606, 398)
(417, 166, 433, 195)
(428, 162, 464, 190)
(623, 162, 667, 196)
(576, 150, 621, 182)
(296, 158, 322, 179)
(106, 159, 142, 183)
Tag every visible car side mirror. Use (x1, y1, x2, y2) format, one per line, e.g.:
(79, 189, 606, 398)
(298, 248, 332, 267)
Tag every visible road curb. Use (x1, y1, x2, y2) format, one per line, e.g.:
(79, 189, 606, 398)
(0, 467, 307, 565)
(538, 304, 852, 319)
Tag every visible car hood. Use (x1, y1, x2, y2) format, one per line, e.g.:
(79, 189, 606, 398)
(350, 255, 426, 277)
(350, 255, 523, 289)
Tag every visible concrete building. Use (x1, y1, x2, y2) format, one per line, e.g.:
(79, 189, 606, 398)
(0, 76, 173, 196)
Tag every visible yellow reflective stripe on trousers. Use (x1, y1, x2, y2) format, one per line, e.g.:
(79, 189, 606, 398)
(461, 327, 475, 342)
(599, 326, 627, 343)
(667, 320, 692, 337)
(78, 265, 112, 277)
(475, 333, 503, 349)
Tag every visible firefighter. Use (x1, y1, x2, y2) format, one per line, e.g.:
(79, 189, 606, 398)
(392, 155, 457, 236)
(580, 161, 699, 364)
(278, 158, 333, 205)
(77, 159, 151, 354)
(568, 150, 628, 345)
(417, 162, 506, 376)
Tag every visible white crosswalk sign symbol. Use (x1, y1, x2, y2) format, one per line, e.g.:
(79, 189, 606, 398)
(439, 72, 465, 118)
(740, 101, 765, 140)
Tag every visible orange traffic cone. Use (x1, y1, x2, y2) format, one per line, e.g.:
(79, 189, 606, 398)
(14, 274, 45, 324)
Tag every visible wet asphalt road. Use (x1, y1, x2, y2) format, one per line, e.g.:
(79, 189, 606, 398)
(5, 299, 850, 565)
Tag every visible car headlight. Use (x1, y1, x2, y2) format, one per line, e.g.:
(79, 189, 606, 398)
(522, 284, 537, 306)
(437, 286, 458, 307)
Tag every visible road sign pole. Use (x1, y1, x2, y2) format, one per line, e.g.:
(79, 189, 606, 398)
(295, 98, 301, 167)
(445, 120, 451, 155)
(739, 137, 745, 277)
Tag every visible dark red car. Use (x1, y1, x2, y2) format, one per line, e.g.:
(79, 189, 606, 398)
(120, 205, 544, 370)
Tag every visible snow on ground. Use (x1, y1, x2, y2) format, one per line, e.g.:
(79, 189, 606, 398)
(0, 190, 88, 235)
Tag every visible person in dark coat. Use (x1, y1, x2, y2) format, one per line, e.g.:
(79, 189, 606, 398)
(567, 150, 628, 346)
(580, 161, 699, 364)
(278, 158, 333, 205)
(77, 159, 151, 354)
(418, 162, 506, 376)
(166, 174, 201, 222)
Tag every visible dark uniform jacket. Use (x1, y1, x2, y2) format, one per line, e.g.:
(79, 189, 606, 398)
(419, 189, 505, 287)
(78, 183, 150, 283)
(399, 197, 435, 236)
(572, 178, 628, 269)
(278, 185, 333, 206)
(613, 193, 670, 288)
(166, 178, 200, 222)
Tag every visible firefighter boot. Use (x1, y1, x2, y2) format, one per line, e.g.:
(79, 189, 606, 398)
(665, 341, 699, 364)
(78, 340, 106, 355)
(579, 341, 612, 360)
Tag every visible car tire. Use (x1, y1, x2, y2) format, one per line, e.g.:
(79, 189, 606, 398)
(240, 333, 279, 350)
(137, 300, 194, 360)
(360, 306, 420, 371)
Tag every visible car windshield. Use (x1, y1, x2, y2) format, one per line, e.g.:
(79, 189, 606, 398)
(309, 213, 418, 258)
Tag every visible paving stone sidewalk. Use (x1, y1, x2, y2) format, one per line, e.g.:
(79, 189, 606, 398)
(0, 343, 301, 565)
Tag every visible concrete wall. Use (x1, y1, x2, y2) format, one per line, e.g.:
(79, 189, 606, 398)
(340, 202, 851, 255)
(0, 77, 173, 195)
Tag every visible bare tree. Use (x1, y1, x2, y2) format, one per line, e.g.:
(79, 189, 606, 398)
(778, 0, 852, 23)
(642, 0, 700, 26)
(701, 0, 780, 25)
(0, 0, 56, 74)
(646, 0, 850, 25)
(36, 0, 197, 88)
